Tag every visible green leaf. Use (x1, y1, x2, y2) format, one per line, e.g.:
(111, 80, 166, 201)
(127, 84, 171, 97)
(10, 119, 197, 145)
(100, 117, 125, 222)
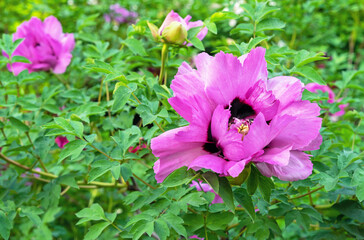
(247, 165, 259, 195)
(162, 213, 187, 238)
(294, 50, 329, 67)
(256, 18, 285, 32)
(120, 163, 133, 181)
(190, 37, 205, 51)
(333, 200, 364, 222)
(37, 182, 61, 209)
(11, 55, 31, 63)
(88, 160, 120, 183)
(202, 172, 219, 193)
(84, 222, 110, 240)
(204, 21, 217, 34)
(58, 140, 87, 163)
(180, 192, 208, 207)
(19, 206, 44, 226)
(0, 211, 12, 240)
(210, 12, 239, 22)
(154, 219, 170, 240)
(8, 117, 29, 132)
(135, 104, 157, 126)
(206, 212, 234, 231)
(234, 188, 256, 221)
(56, 174, 79, 189)
(162, 167, 192, 187)
(112, 85, 132, 112)
(218, 177, 235, 212)
(124, 38, 147, 56)
(76, 204, 106, 224)
(291, 66, 325, 85)
(258, 175, 274, 202)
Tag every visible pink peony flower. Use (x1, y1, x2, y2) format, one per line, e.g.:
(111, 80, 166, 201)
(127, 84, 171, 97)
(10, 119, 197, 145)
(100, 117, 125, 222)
(5, 16, 75, 76)
(190, 180, 223, 204)
(155, 10, 208, 46)
(151, 48, 322, 183)
(55, 136, 69, 149)
(104, 4, 138, 24)
(305, 83, 348, 117)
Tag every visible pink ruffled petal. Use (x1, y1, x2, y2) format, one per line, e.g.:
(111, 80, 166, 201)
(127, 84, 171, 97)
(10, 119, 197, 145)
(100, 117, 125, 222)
(254, 145, 292, 166)
(269, 101, 322, 150)
(151, 126, 206, 183)
(268, 76, 304, 109)
(255, 151, 313, 181)
(189, 154, 228, 175)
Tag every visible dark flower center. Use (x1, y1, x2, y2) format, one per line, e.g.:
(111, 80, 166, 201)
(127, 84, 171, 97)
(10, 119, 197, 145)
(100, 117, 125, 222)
(203, 98, 256, 155)
(203, 123, 223, 155)
(228, 98, 255, 122)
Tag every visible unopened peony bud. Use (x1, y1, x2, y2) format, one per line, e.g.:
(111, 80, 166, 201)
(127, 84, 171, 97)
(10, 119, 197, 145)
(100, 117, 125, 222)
(161, 21, 187, 45)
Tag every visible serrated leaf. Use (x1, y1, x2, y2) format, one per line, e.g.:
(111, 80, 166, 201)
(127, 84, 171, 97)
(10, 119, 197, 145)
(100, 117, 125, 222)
(58, 140, 87, 163)
(124, 38, 147, 56)
(112, 85, 132, 112)
(88, 160, 120, 182)
(76, 204, 105, 224)
(154, 219, 170, 240)
(84, 222, 110, 240)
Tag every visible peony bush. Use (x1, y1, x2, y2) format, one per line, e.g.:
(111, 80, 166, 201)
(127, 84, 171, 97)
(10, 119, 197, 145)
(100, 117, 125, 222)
(0, 1, 363, 240)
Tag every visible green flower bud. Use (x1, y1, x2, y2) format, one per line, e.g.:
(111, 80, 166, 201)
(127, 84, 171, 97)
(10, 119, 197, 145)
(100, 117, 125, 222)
(162, 21, 187, 45)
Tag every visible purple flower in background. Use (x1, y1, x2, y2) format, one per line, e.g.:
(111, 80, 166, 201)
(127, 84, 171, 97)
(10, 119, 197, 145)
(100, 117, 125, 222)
(5, 16, 75, 75)
(104, 4, 138, 24)
(151, 47, 322, 183)
(190, 235, 204, 240)
(305, 83, 348, 117)
(190, 180, 223, 204)
(149, 10, 208, 46)
(55, 136, 69, 149)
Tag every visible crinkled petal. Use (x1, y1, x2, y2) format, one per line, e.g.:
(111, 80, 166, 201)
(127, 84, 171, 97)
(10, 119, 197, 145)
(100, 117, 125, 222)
(226, 158, 251, 177)
(244, 80, 279, 120)
(269, 101, 322, 149)
(151, 126, 206, 183)
(255, 151, 313, 181)
(240, 47, 268, 87)
(268, 76, 304, 109)
(254, 145, 292, 166)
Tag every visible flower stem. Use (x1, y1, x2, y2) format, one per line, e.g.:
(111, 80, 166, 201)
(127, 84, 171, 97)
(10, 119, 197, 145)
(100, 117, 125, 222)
(98, 77, 104, 104)
(159, 44, 169, 85)
(0, 152, 127, 188)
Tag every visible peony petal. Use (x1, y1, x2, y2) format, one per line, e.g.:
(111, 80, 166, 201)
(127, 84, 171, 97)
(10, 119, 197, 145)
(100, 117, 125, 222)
(255, 151, 313, 181)
(43, 16, 63, 39)
(204, 51, 246, 105)
(268, 76, 304, 109)
(240, 47, 268, 87)
(151, 126, 206, 183)
(254, 145, 292, 166)
(269, 101, 322, 150)
(189, 154, 228, 175)
(244, 80, 279, 120)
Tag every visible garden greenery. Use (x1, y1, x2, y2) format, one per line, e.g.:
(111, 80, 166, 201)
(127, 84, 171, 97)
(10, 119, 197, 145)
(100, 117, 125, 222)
(0, 0, 363, 239)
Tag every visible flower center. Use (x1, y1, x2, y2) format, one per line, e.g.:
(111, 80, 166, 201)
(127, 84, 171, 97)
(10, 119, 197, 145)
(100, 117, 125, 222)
(230, 118, 252, 140)
(228, 98, 255, 122)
